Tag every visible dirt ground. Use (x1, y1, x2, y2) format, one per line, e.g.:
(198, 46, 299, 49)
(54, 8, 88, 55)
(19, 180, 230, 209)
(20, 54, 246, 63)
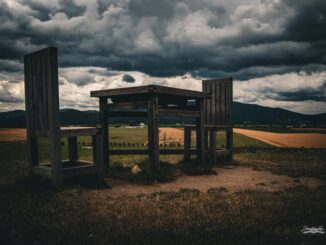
(0, 128, 26, 142)
(234, 128, 326, 148)
(89, 166, 322, 197)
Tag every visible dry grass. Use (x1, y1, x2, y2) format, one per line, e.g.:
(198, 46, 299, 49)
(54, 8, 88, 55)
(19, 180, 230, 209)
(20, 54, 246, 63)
(0, 129, 325, 244)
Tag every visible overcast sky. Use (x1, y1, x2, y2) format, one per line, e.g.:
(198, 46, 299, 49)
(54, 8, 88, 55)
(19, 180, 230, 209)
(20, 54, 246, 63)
(0, 0, 325, 114)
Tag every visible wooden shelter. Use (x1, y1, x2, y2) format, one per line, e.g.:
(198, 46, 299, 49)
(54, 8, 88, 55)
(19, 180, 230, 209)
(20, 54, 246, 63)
(91, 85, 209, 174)
(24, 47, 105, 188)
(91, 79, 233, 173)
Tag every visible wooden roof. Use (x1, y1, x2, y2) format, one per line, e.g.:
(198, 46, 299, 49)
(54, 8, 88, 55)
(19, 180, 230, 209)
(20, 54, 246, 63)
(90, 85, 208, 99)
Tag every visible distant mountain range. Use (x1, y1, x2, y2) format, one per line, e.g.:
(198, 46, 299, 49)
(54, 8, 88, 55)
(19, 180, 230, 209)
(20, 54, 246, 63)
(0, 102, 325, 128)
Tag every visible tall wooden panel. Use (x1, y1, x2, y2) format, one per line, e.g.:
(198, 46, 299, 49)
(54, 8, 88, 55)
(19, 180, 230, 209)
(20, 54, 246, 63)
(202, 78, 233, 162)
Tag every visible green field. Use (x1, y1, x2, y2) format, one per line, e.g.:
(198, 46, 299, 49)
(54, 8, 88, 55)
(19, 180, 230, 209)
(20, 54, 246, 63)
(0, 128, 325, 244)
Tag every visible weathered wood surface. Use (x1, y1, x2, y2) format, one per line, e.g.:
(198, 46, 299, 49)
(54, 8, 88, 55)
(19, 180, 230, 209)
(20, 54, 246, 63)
(106, 101, 148, 110)
(184, 127, 191, 161)
(158, 108, 200, 118)
(68, 136, 78, 161)
(108, 149, 228, 156)
(107, 111, 147, 118)
(202, 78, 233, 127)
(99, 97, 109, 169)
(202, 77, 233, 162)
(148, 95, 160, 173)
(24, 47, 104, 188)
(91, 85, 208, 99)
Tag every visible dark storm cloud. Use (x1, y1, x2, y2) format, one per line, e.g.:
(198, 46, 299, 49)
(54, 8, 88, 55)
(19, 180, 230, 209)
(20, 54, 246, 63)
(0, 0, 325, 79)
(0, 0, 326, 113)
(122, 74, 135, 83)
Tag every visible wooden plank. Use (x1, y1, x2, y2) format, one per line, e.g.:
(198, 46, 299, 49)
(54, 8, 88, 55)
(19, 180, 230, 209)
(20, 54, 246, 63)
(41, 51, 49, 129)
(153, 85, 209, 99)
(24, 55, 39, 172)
(61, 127, 97, 137)
(99, 97, 109, 169)
(47, 47, 63, 189)
(209, 128, 217, 164)
(199, 99, 206, 165)
(94, 134, 105, 181)
(31, 165, 52, 178)
(184, 127, 191, 162)
(31, 56, 39, 133)
(68, 136, 78, 161)
(91, 85, 208, 99)
(211, 83, 216, 125)
(91, 85, 150, 97)
(226, 129, 233, 161)
(221, 83, 227, 125)
(227, 79, 233, 160)
(158, 108, 200, 117)
(203, 125, 231, 129)
(62, 164, 97, 178)
(106, 101, 147, 110)
(108, 149, 198, 155)
(148, 95, 160, 173)
(196, 99, 206, 165)
(107, 110, 147, 117)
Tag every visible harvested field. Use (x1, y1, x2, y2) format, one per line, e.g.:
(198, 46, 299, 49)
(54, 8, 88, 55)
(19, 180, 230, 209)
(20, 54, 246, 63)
(159, 127, 184, 145)
(291, 127, 326, 133)
(0, 128, 26, 142)
(234, 128, 326, 148)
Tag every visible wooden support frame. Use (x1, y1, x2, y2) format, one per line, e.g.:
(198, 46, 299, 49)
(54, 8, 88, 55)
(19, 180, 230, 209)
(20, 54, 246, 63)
(184, 127, 191, 162)
(99, 97, 109, 170)
(148, 95, 160, 174)
(91, 84, 209, 175)
(209, 128, 217, 164)
(68, 136, 78, 161)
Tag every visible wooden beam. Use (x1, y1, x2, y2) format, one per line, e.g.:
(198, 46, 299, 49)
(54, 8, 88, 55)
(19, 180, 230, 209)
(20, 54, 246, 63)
(108, 149, 198, 155)
(106, 101, 147, 110)
(184, 127, 191, 162)
(31, 165, 52, 178)
(148, 95, 160, 173)
(226, 128, 233, 161)
(93, 134, 105, 181)
(107, 110, 147, 117)
(62, 164, 97, 178)
(47, 48, 63, 189)
(68, 136, 78, 161)
(158, 108, 200, 117)
(209, 128, 217, 164)
(99, 97, 109, 169)
(90, 85, 208, 99)
(196, 99, 206, 165)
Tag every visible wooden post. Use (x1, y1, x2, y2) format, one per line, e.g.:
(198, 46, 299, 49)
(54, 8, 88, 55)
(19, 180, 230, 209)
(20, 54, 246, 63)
(99, 97, 109, 170)
(47, 48, 63, 189)
(68, 136, 78, 161)
(204, 130, 209, 150)
(184, 126, 191, 162)
(93, 134, 105, 181)
(148, 95, 160, 174)
(27, 135, 39, 174)
(209, 128, 217, 164)
(196, 99, 206, 165)
(226, 128, 233, 161)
